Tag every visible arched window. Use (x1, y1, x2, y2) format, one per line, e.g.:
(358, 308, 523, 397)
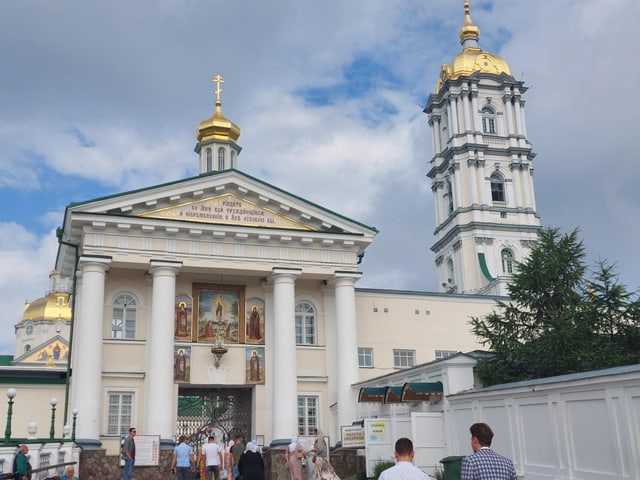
(24, 344, 31, 353)
(490, 172, 506, 202)
(205, 148, 212, 171)
(295, 301, 316, 345)
(481, 106, 497, 134)
(218, 147, 225, 170)
(25, 324, 33, 335)
(447, 258, 455, 286)
(446, 179, 454, 213)
(501, 249, 514, 274)
(112, 293, 138, 339)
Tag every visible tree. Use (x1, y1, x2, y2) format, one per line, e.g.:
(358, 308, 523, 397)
(471, 227, 640, 386)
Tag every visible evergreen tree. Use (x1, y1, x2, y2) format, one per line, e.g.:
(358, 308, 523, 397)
(471, 227, 640, 386)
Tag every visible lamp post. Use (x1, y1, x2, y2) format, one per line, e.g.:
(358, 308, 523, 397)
(4, 388, 16, 445)
(49, 397, 58, 440)
(71, 408, 79, 442)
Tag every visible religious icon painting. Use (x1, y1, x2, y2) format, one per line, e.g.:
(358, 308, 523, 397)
(174, 295, 193, 341)
(193, 284, 245, 344)
(245, 346, 265, 384)
(245, 298, 265, 345)
(173, 345, 191, 383)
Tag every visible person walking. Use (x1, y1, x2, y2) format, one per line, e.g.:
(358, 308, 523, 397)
(121, 427, 136, 480)
(378, 437, 430, 480)
(284, 436, 305, 480)
(201, 435, 223, 480)
(237, 442, 264, 480)
(13, 445, 31, 480)
(460, 423, 517, 480)
(311, 430, 340, 480)
(230, 435, 245, 480)
(171, 435, 196, 480)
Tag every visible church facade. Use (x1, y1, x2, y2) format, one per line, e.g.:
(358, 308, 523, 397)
(6, 1, 540, 457)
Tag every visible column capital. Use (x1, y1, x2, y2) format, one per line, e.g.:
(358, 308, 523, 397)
(78, 255, 111, 272)
(331, 271, 362, 286)
(271, 267, 302, 279)
(148, 260, 182, 276)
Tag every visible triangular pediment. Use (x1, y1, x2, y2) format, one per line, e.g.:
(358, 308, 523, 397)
(13, 336, 69, 368)
(67, 169, 377, 236)
(138, 192, 316, 231)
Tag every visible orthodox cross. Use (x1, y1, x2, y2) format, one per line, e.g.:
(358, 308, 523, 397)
(212, 73, 224, 102)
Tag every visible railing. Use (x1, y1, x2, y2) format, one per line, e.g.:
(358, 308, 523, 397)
(0, 461, 77, 480)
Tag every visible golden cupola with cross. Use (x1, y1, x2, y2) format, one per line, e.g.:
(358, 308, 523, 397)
(436, 1, 512, 93)
(195, 73, 242, 174)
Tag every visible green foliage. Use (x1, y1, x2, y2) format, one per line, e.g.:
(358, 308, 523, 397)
(471, 227, 640, 386)
(372, 461, 395, 480)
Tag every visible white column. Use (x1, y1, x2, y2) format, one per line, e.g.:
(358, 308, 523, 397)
(461, 92, 471, 132)
(262, 281, 275, 442)
(145, 260, 181, 443)
(513, 96, 524, 137)
(434, 117, 442, 153)
(503, 94, 514, 136)
(271, 268, 301, 441)
(333, 272, 361, 429)
(449, 96, 459, 135)
(72, 256, 110, 445)
(470, 92, 480, 138)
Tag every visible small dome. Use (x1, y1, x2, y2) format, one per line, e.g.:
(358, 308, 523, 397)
(196, 74, 241, 144)
(436, 1, 513, 92)
(21, 293, 71, 324)
(196, 100, 241, 144)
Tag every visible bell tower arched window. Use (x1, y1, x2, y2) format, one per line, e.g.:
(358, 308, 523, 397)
(481, 106, 497, 134)
(501, 249, 514, 274)
(218, 147, 225, 170)
(446, 179, 454, 213)
(205, 148, 212, 171)
(490, 172, 506, 202)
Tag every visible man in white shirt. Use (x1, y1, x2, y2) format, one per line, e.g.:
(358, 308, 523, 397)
(201, 435, 223, 480)
(379, 437, 431, 480)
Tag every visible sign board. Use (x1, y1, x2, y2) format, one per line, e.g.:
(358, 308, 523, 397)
(341, 425, 365, 447)
(120, 435, 161, 466)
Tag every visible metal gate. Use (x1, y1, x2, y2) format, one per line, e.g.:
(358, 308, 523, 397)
(177, 387, 252, 451)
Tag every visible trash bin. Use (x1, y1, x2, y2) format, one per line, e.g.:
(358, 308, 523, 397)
(439, 455, 465, 480)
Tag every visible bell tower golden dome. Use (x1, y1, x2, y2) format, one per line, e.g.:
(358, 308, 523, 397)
(195, 73, 242, 174)
(436, 1, 512, 93)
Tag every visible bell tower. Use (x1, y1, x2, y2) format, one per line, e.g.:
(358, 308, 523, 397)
(195, 73, 242, 174)
(425, 2, 540, 295)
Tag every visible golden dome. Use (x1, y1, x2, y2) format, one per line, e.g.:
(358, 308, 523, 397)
(196, 73, 241, 144)
(21, 293, 71, 323)
(436, 1, 513, 92)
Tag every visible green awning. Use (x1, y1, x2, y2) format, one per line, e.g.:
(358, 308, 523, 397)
(384, 386, 403, 404)
(401, 382, 444, 402)
(358, 387, 387, 403)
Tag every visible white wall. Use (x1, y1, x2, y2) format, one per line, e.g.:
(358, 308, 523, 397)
(445, 365, 640, 480)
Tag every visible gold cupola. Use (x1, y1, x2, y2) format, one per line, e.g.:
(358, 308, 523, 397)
(195, 73, 242, 174)
(20, 271, 71, 324)
(436, 1, 512, 92)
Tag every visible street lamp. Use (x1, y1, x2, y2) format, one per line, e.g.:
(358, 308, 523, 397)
(49, 397, 58, 440)
(71, 408, 79, 442)
(4, 388, 16, 445)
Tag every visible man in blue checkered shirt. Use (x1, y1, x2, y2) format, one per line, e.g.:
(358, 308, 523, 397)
(460, 423, 517, 480)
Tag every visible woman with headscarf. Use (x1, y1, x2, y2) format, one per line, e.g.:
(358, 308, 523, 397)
(223, 440, 234, 480)
(284, 435, 306, 480)
(237, 441, 264, 480)
(312, 430, 340, 480)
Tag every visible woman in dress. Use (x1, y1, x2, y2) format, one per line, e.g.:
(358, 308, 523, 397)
(284, 436, 306, 480)
(238, 442, 264, 480)
(224, 440, 234, 480)
(312, 430, 340, 480)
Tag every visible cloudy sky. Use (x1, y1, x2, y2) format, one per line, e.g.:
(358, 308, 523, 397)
(0, 0, 638, 354)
